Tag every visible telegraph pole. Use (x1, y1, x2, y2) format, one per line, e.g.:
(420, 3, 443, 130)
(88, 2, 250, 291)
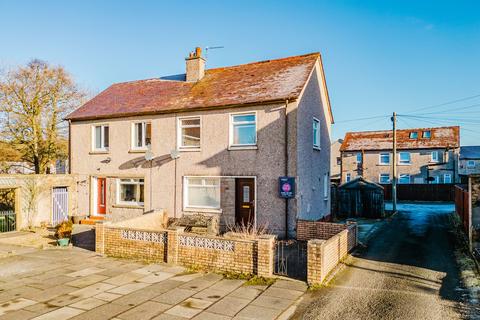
(392, 112, 397, 213)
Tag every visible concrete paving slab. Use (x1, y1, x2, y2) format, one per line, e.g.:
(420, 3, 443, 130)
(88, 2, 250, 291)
(103, 272, 145, 286)
(250, 295, 294, 310)
(69, 297, 107, 310)
(69, 282, 116, 299)
(44, 294, 84, 307)
(107, 282, 150, 295)
(192, 311, 232, 320)
(227, 286, 263, 301)
(0, 308, 37, 320)
(28, 275, 73, 290)
(23, 302, 59, 315)
(137, 272, 174, 284)
(93, 292, 122, 302)
(66, 274, 109, 288)
(165, 304, 203, 319)
(181, 298, 213, 310)
(31, 306, 84, 320)
(171, 273, 203, 283)
(205, 296, 250, 317)
(261, 287, 304, 300)
(67, 267, 106, 278)
(271, 280, 307, 292)
(193, 288, 229, 302)
(233, 305, 282, 320)
(208, 280, 244, 293)
(152, 313, 186, 320)
(153, 288, 196, 305)
(69, 303, 131, 320)
(117, 301, 170, 320)
(179, 279, 218, 292)
(0, 298, 37, 315)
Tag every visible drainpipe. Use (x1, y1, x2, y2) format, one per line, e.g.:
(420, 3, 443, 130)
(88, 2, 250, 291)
(284, 100, 289, 239)
(68, 120, 72, 174)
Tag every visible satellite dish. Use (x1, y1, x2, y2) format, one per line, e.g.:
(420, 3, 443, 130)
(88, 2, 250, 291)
(170, 149, 180, 160)
(145, 144, 154, 161)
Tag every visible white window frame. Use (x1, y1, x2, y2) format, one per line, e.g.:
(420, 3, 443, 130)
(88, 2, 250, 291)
(423, 130, 431, 138)
(346, 173, 351, 183)
(444, 174, 452, 184)
(409, 132, 418, 139)
(92, 124, 109, 152)
(379, 174, 390, 184)
(313, 117, 321, 150)
(356, 152, 362, 163)
(467, 160, 476, 168)
(116, 178, 144, 206)
(183, 176, 221, 210)
(177, 116, 201, 151)
(399, 174, 410, 184)
(430, 151, 439, 163)
(379, 153, 390, 165)
(229, 112, 257, 149)
(431, 176, 440, 184)
(399, 152, 411, 165)
(131, 121, 151, 150)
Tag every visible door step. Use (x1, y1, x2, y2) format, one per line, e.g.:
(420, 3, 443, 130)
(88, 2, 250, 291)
(79, 216, 105, 225)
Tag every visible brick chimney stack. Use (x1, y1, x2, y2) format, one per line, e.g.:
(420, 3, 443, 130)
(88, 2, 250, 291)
(185, 47, 205, 82)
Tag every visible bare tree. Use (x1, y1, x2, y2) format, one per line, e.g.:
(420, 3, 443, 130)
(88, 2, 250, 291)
(0, 60, 84, 173)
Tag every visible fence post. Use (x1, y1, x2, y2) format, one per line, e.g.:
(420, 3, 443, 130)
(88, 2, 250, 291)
(167, 227, 183, 265)
(307, 239, 324, 285)
(95, 221, 105, 254)
(257, 235, 276, 277)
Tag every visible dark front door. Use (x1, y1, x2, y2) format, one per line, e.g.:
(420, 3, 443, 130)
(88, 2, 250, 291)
(235, 178, 255, 227)
(97, 178, 106, 214)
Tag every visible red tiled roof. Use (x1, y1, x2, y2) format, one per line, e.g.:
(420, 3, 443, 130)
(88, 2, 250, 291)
(340, 126, 460, 151)
(67, 53, 324, 121)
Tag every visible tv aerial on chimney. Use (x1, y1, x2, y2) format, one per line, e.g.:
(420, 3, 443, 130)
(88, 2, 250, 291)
(204, 46, 224, 59)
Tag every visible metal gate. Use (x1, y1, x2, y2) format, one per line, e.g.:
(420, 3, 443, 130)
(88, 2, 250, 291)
(274, 240, 307, 281)
(52, 187, 69, 225)
(0, 211, 16, 232)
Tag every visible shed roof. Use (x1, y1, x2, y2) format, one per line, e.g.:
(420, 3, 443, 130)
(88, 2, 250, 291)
(340, 126, 460, 151)
(67, 53, 330, 121)
(339, 177, 384, 190)
(460, 146, 480, 160)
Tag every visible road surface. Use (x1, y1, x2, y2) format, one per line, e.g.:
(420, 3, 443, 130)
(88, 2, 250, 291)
(295, 203, 479, 320)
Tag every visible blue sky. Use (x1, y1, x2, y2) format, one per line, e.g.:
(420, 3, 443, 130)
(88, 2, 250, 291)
(1, 0, 479, 145)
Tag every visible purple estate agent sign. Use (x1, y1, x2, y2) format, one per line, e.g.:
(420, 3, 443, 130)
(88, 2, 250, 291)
(279, 177, 295, 198)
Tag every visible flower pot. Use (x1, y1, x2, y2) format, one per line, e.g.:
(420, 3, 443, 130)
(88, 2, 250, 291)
(57, 238, 70, 247)
(72, 216, 86, 224)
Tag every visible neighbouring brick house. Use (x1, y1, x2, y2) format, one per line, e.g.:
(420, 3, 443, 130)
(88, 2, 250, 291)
(66, 48, 334, 237)
(339, 126, 460, 185)
(459, 146, 480, 181)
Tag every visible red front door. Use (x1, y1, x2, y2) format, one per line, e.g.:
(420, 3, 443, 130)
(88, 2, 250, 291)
(97, 178, 106, 214)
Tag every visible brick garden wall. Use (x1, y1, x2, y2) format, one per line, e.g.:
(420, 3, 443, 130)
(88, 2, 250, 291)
(297, 219, 349, 241)
(96, 220, 276, 278)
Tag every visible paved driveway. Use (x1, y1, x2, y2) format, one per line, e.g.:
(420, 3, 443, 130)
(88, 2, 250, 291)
(294, 203, 480, 320)
(0, 243, 306, 320)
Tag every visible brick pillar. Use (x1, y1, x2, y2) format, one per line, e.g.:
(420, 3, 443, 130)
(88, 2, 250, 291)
(167, 227, 183, 264)
(95, 222, 105, 254)
(307, 239, 324, 285)
(256, 235, 276, 277)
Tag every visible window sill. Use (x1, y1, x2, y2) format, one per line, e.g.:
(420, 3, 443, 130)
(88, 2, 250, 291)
(183, 207, 223, 214)
(113, 204, 144, 209)
(313, 146, 321, 151)
(179, 148, 201, 152)
(129, 149, 147, 153)
(398, 163, 411, 166)
(378, 163, 390, 166)
(89, 151, 109, 155)
(228, 145, 258, 151)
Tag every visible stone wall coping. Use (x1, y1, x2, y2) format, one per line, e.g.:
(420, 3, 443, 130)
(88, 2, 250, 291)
(183, 233, 258, 244)
(104, 224, 168, 234)
(308, 239, 326, 245)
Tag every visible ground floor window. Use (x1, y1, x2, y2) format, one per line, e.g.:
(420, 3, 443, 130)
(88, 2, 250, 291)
(117, 178, 144, 206)
(444, 174, 452, 184)
(379, 174, 390, 184)
(399, 174, 410, 184)
(184, 177, 221, 209)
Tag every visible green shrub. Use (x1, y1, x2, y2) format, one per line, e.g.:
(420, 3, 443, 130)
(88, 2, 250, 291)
(55, 221, 73, 239)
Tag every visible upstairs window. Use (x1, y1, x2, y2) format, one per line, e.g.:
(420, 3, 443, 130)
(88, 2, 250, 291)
(93, 125, 109, 151)
(399, 152, 411, 165)
(356, 153, 362, 163)
(444, 174, 452, 184)
(132, 122, 151, 150)
(178, 117, 201, 150)
(313, 118, 321, 149)
(379, 174, 390, 184)
(379, 153, 390, 165)
(346, 173, 351, 183)
(409, 132, 418, 139)
(431, 151, 439, 163)
(423, 130, 431, 139)
(230, 113, 256, 147)
(467, 160, 476, 168)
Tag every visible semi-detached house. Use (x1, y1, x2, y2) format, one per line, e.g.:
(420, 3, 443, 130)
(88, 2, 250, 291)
(66, 48, 334, 237)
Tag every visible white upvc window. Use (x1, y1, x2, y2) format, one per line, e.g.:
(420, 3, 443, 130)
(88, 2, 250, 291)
(444, 174, 452, 184)
(431, 176, 440, 184)
(313, 118, 321, 149)
(399, 174, 410, 184)
(230, 113, 257, 148)
(132, 122, 152, 150)
(409, 132, 418, 139)
(184, 177, 221, 210)
(379, 174, 390, 184)
(178, 116, 201, 150)
(467, 160, 476, 168)
(323, 173, 329, 199)
(116, 178, 144, 206)
(431, 151, 439, 163)
(345, 173, 351, 183)
(379, 153, 390, 165)
(399, 152, 411, 165)
(356, 152, 362, 163)
(92, 125, 109, 151)
(423, 130, 431, 138)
